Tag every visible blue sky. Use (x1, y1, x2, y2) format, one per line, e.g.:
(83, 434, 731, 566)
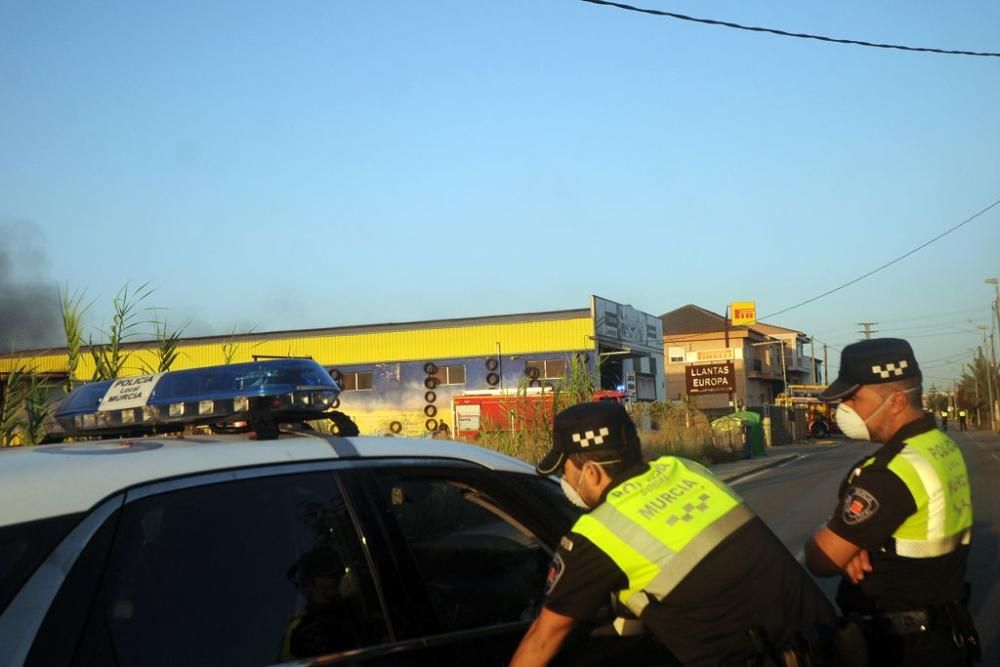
(2, 1, 998, 386)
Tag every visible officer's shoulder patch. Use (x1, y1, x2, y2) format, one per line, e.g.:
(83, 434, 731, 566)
(842, 487, 879, 525)
(545, 553, 566, 595)
(560, 536, 574, 552)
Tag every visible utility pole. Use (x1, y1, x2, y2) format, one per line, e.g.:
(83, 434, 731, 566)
(810, 338, 816, 384)
(978, 326, 996, 431)
(986, 278, 1000, 431)
(987, 278, 1000, 334)
(990, 330, 999, 432)
(823, 344, 828, 385)
(971, 354, 981, 428)
(857, 322, 878, 340)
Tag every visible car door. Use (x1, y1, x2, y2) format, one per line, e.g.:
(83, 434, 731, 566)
(341, 461, 677, 667)
(336, 461, 559, 666)
(25, 464, 390, 666)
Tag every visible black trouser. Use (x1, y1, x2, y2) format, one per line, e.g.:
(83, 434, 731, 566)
(854, 604, 979, 667)
(866, 626, 974, 666)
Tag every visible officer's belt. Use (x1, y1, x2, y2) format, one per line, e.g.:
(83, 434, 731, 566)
(893, 527, 971, 558)
(862, 600, 971, 638)
(865, 610, 931, 637)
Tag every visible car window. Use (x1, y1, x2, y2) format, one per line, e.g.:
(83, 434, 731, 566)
(373, 472, 550, 633)
(75, 471, 387, 666)
(504, 472, 582, 527)
(0, 513, 82, 613)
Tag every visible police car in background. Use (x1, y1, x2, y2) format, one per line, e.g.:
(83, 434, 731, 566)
(0, 359, 676, 666)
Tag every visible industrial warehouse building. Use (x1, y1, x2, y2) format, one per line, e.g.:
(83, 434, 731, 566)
(0, 295, 664, 437)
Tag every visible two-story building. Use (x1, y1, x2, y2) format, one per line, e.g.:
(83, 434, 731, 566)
(661, 305, 820, 410)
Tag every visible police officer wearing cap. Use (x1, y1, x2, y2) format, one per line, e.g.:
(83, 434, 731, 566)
(511, 401, 837, 667)
(805, 338, 980, 665)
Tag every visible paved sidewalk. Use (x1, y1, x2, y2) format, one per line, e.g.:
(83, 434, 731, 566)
(711, 439, 843, 483)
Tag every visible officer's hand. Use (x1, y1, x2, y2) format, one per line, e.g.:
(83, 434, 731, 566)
(844, 549, 872, 584)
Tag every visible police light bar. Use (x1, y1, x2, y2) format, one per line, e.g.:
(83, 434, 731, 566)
(55, 359, 341, 437)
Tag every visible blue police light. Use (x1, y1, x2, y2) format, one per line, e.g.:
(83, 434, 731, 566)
(56, 359, 341, 437)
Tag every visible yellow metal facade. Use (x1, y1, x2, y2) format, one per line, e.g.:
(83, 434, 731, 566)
(0, 314, 595, 381)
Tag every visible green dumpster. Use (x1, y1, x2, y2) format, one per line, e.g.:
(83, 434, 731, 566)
(734, 410, 766, 457)
(710, 411, 767, 458)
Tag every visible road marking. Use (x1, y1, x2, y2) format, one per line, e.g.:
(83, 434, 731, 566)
(778, 453, 812, 467)
(731, 469, 772, 485)
(730, 446, 844, 486)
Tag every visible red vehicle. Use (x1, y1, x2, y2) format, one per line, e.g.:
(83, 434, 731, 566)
(777, 384, 840, 438)
(453, 389, 626, 440)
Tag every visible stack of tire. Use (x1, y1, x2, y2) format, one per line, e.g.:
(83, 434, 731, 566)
(423, 362, 447, 435)
(327, 369, 343, 409)
(525, 365, 542, 387)
(485, 358, 500, 387)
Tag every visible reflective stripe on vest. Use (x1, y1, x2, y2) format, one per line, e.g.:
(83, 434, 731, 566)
(862, 429, 973, 558)
(571, 456, 753, 616)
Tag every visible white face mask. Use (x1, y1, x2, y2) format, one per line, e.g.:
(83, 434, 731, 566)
(835, 402, 875, 441)
(560, 475, 591, 509)
(559, 459, 623, 509)
(835, 387, 919, 441)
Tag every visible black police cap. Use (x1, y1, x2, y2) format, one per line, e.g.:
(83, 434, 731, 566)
(819, 338, 922, 401)
(536, 401, 641, 476)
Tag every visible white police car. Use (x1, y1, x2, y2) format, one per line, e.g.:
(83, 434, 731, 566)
(0, 360, 674, 666)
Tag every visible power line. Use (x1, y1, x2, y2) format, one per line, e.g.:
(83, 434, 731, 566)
(877, 306, 990, 325)
(922, 350, 977, 365)
(578, 0, 1000, 57)
(904, 328, 983, 340)
(820, 309, 990, 339)
(880, 319, 990, 334)
(761, 197, 1000, 319)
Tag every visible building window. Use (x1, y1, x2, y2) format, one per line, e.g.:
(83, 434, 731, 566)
(526, 359, 566, 380)
(430, 365, 466, 385)
(668, 347, 685, 364)
(649, 357, 657, 377)
(341, 371, 374, 391)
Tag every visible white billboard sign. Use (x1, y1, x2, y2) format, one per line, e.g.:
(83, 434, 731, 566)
(592, 296, 663, 355)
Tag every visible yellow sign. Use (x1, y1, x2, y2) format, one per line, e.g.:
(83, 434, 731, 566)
(731, 301, 757, 326)
(696, 349, 735, 361)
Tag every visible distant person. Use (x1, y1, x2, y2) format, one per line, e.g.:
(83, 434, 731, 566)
(958, 409, 968, 432)
(512, 402, 839, 666)
(940, 410, 949, 431)
(805, 338, 979, 665)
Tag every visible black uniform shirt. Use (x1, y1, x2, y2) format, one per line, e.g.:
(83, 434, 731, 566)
(827, 415, 970, 612)
(544, 473, 836, 666)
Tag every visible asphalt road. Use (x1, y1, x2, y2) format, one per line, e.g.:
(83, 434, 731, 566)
(729, 431, 1000, 665)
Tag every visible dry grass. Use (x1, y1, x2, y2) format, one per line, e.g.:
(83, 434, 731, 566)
(473, 399, 740, 467)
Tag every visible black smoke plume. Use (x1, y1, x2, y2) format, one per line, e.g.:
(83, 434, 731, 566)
(0, 222, 62, 353)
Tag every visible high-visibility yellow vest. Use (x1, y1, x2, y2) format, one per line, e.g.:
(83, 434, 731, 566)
(570, 456, 753, 616)
(860, 428, 973, 558)
(279, 612, 305, 661)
